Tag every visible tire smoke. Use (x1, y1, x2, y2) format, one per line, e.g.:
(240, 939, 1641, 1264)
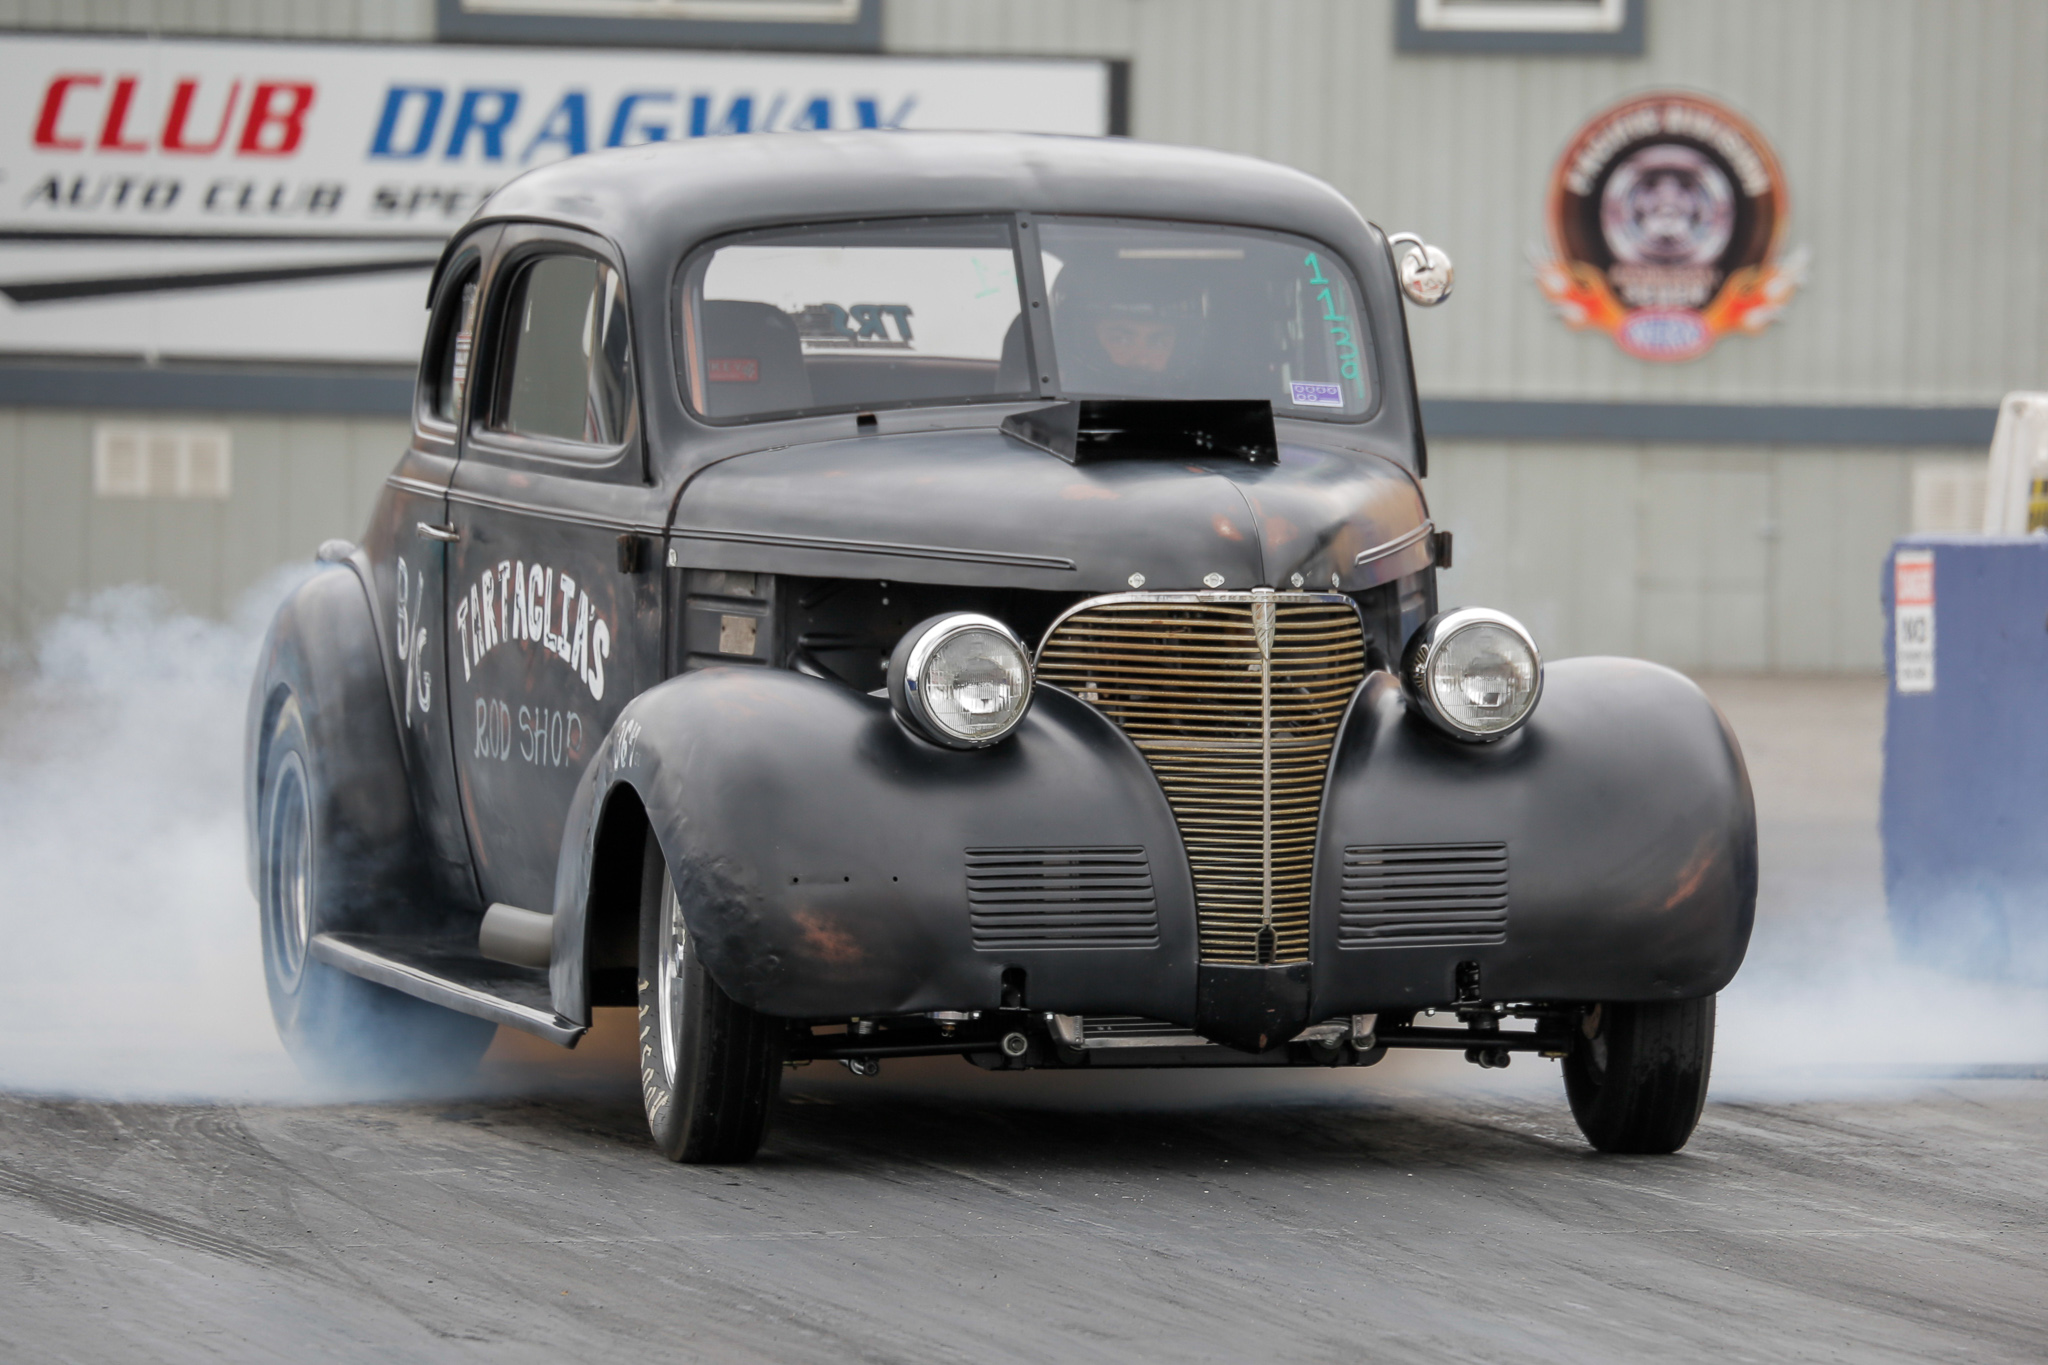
(0, 577, 314, 1100)
(1702, 676, 2048, 1099)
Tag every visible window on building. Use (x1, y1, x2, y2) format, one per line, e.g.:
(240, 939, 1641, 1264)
(1397, 0, 1642, 54)
(92, 423, 232, 499)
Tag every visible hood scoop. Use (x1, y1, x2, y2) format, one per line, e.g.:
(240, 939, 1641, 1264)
(1000, 399, 1278, 467)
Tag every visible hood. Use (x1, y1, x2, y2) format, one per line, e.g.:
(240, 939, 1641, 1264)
(667, 427, 1432, 595)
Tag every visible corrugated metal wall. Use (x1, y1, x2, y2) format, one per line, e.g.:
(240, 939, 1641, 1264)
(0, 416, 1935, 670)
(1, 0, 2033, 669)
(0, 0, 430, 40)
(21, 0, 2033, 402)
(1425, 441, 1976, 671)
(887, 0, 2048, 405)
(11, 0, 2034, 406)
(884, 0, 2040, 669)
(0, 1, 426, 639)
(0, 411, 405, 642)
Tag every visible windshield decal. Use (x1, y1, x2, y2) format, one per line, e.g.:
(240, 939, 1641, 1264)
(790, 302, 915, 350)
(1289, 381, 1343, 407)
(1303, 251, 1364, 404)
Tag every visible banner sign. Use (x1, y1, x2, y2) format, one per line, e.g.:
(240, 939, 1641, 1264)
(0, 34, 1110, 365)
(1535, 92, 1806, 363)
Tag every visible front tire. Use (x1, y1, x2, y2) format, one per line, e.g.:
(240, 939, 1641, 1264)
(636, 846, 783, 1163)
(1562, 996, 1715, 1154)
(258, 692, 496, 1091)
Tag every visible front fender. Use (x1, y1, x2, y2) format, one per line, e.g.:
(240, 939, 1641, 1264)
(551, 668, 1197, 1024)
(1311, 658, 1756, 1013)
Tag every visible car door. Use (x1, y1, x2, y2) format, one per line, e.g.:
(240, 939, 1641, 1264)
(444, 227, 664, 915)
(361, 229, 495, 909)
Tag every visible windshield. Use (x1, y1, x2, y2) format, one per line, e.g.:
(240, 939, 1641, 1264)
(680, 215, 1371, 421)
(1039, 218, 1371, 416)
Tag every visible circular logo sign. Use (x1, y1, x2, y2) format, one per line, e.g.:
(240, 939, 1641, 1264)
(1536, 93, 1806, 362)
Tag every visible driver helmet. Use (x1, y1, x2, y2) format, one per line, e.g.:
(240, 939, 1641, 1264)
(1049, 257, 1214, 394)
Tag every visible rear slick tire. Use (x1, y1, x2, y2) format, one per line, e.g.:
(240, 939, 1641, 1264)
(1562, 995, 1715, 1155)
(257, 692, 496, 1093)
(636, 846, 782, 1163)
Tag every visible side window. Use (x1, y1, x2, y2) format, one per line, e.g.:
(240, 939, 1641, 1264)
(429, 267, 479, 426)
(492, 254, 632, 446)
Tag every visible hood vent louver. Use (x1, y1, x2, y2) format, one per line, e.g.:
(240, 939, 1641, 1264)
(1001, 400, 1278, 467)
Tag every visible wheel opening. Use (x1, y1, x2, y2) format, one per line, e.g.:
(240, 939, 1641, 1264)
(587, 787, 650, 1007)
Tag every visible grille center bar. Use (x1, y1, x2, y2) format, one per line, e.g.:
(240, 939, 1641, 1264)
(1037, 590, 1368, 966)
(1254, 590, 1276, 961)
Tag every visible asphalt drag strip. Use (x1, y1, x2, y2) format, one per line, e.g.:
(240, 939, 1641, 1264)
(4, 674, 2045, 1362)
(1, 1056, 2044, 1365)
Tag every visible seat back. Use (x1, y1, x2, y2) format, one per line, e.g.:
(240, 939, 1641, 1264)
(697, 300, 813, 418)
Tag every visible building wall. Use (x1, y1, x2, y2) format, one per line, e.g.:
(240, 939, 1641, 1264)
(887, 0, 2048, 406)
(6, 0, 2033, 405)
(0, 7, 426, 639)
(1, 0, 2035, 670)
(0, 0, 430, 40)
(0, 410, 1960, 673)
(0, 410, 405, 641)
(1427, 443, 1986, 671)
(885, 0, 2038, 671)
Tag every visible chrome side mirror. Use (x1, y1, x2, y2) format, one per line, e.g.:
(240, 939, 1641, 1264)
(1387, 232, 1454, 306)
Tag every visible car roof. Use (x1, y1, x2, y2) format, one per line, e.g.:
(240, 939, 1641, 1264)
(467, 130, 1378, 267)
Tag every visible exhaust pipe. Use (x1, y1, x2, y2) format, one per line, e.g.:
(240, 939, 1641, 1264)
(479, 903, 553, 969)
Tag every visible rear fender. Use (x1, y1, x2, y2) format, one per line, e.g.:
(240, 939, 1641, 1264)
(550, 667, 1197, 1025)
(243, 559, 460, 933)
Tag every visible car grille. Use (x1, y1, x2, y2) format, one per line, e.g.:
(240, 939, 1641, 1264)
(965, 847, 1160, 950)
(1036, 592, 1367, 965)
(1337, 842, 1509, 948)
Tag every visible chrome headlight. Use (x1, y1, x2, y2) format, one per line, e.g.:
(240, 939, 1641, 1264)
(888, 613, 1034, 748)
(1401, 608, 1542, 741)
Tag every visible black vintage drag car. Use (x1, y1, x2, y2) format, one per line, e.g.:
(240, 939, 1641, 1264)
(246, 132, 1754, 1161)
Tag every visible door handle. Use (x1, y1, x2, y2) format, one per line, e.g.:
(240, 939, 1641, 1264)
(416, 521, 460, 543)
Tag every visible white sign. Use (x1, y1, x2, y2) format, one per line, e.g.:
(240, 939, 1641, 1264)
(0, 34, 1110, 365)
(1894, 548, 1935, 694)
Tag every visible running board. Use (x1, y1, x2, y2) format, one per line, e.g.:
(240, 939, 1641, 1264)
(309, 932, 586, 1048)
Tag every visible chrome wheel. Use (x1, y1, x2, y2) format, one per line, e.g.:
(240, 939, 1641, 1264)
(266, 751, 313, 989)
(1582, 1003, 1609, 1074)
(656, 870, 688, 1090)
(256, 692, 494, 1088)
(637, 851, 783, 1163)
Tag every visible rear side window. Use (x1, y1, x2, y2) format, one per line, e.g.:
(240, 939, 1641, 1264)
(426, 266, 478, 425)
(492, 255, 632, 445)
